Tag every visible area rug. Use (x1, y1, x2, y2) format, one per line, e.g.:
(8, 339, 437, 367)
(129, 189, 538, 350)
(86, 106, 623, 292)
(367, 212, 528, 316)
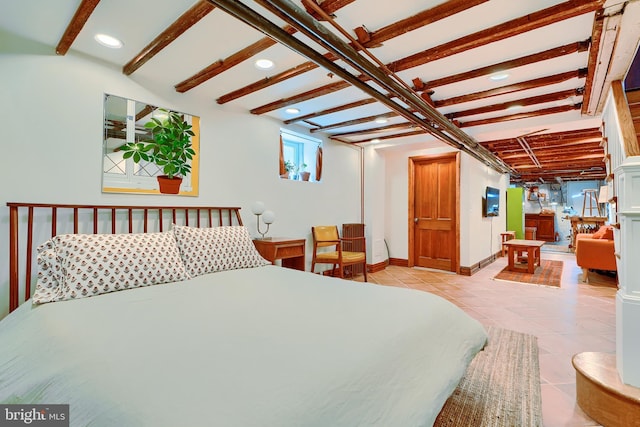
(493, 260, 563, 288)
(435, 327, 543, 427)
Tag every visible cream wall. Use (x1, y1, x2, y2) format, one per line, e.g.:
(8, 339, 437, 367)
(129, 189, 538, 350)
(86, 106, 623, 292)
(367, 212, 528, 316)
(0, 51, 362, 317)
(373, 144, 507, 268)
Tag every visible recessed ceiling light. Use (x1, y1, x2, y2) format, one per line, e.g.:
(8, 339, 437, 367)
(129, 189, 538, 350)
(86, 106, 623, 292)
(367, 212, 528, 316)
(374, 117, 388, 124)
(94, 33, 123, 49)
(371, 138, 381, 143)
(255, 59, 274, 70)
(489, 73, 509, 81)
(285, 108, 300, 114)
(507, 104, 523, 110)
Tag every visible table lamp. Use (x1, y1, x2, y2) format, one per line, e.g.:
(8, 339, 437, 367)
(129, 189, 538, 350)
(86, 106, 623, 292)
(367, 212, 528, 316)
(251, 201, 275, 240)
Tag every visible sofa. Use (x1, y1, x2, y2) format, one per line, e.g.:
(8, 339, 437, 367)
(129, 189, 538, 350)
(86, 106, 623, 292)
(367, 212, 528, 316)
(575, 225, 617, 283)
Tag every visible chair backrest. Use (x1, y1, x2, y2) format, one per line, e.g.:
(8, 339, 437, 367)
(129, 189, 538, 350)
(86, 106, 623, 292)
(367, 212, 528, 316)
(312, 225, 339, 248)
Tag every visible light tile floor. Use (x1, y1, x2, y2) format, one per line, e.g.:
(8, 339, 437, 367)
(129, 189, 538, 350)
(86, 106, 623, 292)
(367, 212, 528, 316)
(364, 251, 618, 427)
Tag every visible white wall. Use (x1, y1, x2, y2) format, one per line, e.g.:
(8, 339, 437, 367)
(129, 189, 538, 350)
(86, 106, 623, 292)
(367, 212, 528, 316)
(0, 51, 362, 317)
(374, 144, 507, 269)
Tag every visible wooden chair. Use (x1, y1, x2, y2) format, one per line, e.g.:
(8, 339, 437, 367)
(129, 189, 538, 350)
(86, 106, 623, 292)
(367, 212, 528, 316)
(311, 225, 367, 281)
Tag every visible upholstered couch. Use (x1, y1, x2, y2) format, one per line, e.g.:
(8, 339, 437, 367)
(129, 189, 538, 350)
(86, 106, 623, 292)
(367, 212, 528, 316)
(575, 225, 617, 283)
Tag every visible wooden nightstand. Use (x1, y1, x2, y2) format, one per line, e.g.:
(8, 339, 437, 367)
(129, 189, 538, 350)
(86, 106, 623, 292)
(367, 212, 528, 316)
(253, 237, 306, 271)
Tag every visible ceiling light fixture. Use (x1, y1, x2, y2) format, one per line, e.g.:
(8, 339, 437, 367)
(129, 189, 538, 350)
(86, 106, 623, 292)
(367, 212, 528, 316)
(489, 73, 509, 81)
(285, 107, 300, 114)
(371, 138, 381, 143)
(374, 117, 388, 124)
(255, 58, 274, 70)
(94, 33, 123, 49)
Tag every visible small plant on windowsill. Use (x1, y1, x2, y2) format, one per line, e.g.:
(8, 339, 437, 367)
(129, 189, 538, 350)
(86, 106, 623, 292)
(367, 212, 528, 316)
(283, 160, 296, 179)
(119, 109, 195, 194)
(298, 163, 310, 181)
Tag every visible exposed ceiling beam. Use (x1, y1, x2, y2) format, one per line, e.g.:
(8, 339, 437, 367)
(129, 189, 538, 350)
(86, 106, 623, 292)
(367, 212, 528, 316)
(355, 0, 489, 47)
(435, 69, 588, 108)
(460, 104, 581, 128)
(310, 112, 398, 133)
(123, 0, 216, 75)
(55, 0, 101, 55)
(582, 7, 607, 114)
(389, 0, 603, 71)
(420, 40, 591, 90)
(283, 99, 376, 124)
(447, 88, 584, 120)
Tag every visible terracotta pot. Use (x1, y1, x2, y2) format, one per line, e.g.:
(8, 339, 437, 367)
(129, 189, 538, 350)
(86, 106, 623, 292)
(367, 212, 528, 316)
(300, 171, 311, 181)
(157, 175, 183, 194)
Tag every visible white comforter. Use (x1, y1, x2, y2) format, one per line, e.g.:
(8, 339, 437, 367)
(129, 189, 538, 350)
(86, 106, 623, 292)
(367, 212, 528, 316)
(0, 266, 486, 426)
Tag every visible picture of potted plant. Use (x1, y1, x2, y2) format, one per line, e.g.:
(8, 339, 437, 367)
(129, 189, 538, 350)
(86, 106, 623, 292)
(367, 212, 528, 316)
(119, 109, 195, 194)
(299, 163, 310, 181)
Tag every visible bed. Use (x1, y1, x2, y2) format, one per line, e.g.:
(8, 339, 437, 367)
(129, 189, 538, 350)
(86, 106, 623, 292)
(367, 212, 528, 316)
(1, 203, 487, 427)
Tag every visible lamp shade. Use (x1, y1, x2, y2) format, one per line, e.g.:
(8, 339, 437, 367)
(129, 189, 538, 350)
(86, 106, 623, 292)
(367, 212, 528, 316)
(262, 210, 276, 224)
(598, 185, 609, 204)
(251, 201, 265, 215)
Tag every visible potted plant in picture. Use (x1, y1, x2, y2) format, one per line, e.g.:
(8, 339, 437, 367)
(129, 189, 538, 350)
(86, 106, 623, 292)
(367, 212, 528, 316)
(299, 163, 310, 181)
(283, 160, 295, 179)
(119, 109, 195, 194)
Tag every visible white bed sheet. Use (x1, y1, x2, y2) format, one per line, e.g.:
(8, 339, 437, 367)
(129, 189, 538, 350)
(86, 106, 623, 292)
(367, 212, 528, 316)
(0, 265, 486, 426)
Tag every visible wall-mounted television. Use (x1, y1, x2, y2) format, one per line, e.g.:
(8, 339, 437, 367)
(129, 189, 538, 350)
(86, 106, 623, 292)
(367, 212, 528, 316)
(485, 186, 500, 217)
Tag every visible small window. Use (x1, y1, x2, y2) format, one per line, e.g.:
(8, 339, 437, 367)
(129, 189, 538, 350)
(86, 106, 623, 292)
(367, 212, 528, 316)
(280, 129, 321, 182)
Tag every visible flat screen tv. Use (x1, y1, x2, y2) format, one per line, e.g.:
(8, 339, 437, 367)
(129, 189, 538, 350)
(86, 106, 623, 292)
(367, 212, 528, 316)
(485, 186, 500, 217)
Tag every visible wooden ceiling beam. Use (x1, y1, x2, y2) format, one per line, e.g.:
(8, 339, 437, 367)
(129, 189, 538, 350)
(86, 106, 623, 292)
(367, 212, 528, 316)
(388, 0, 604, 71)
(303, 0, 356, 19)
(360, 0, 489, 48)
(420, 40, 590, 90)
(582, 8, 605, 114)
(55, 0, 101, 55)
(123, 1, 216, 75)
(283, 99, 376, 124)
(176, 25, 297, 92)
(447, 88, 583, 120)
(329, 122, 415, 138)
(218, 0, 486, 103)
(250, 81, 350, 115)
(483, 128, 601, 147)
(460, 104, 581, 128)
(310, 112, 398, 133)
(437, 69, 587, 108)
(344, 129, 428, 144)
(490, 136, 602, 151)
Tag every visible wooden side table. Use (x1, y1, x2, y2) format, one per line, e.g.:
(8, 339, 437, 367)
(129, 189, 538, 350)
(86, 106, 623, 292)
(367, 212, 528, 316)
(253, 237, 305, 271)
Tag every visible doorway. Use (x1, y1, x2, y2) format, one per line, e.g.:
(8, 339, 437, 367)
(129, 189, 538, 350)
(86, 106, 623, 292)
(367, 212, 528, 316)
(408, 152, 460, 273)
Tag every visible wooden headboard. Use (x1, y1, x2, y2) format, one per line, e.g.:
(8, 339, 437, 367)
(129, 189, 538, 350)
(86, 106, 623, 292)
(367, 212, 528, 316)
(7, 203, 244, 313)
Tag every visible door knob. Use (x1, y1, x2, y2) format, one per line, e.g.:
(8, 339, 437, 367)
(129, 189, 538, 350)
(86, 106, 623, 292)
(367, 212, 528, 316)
(414, 218, 419, 223)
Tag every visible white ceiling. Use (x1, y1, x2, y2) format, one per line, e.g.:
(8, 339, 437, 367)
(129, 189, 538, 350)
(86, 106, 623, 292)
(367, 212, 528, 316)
(2, 0, 639, 180)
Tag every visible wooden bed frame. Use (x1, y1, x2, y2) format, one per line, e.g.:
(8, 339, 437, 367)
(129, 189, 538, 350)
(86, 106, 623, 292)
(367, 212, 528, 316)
(7, 202, 244, 313)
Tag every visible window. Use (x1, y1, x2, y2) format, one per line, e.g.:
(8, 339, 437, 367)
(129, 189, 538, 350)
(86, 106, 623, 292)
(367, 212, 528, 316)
(280, 129, 321, 182)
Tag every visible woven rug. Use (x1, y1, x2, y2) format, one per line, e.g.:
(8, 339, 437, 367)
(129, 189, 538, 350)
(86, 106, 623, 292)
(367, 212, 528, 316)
(493, 260, 562, 288)
(435, 327, 543, 427)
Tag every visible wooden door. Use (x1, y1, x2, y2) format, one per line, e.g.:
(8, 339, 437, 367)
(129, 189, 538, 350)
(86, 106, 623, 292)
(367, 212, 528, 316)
(409, 153, 459, 272)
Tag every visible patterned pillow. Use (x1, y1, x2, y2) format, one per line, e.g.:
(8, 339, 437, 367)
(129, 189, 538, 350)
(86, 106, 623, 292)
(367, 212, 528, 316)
(32, 240, 64, 304)
(173, 225, 270, 278)
(53, 232, 187, 301)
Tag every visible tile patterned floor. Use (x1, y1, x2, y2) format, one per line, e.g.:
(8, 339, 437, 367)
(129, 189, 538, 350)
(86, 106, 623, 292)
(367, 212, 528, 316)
(364, 251, 618, 427)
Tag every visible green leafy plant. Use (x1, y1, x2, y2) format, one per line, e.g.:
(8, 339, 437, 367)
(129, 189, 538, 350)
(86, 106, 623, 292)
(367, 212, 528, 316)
(119, 109, 195, 179)
(284, 160, 296, 173)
